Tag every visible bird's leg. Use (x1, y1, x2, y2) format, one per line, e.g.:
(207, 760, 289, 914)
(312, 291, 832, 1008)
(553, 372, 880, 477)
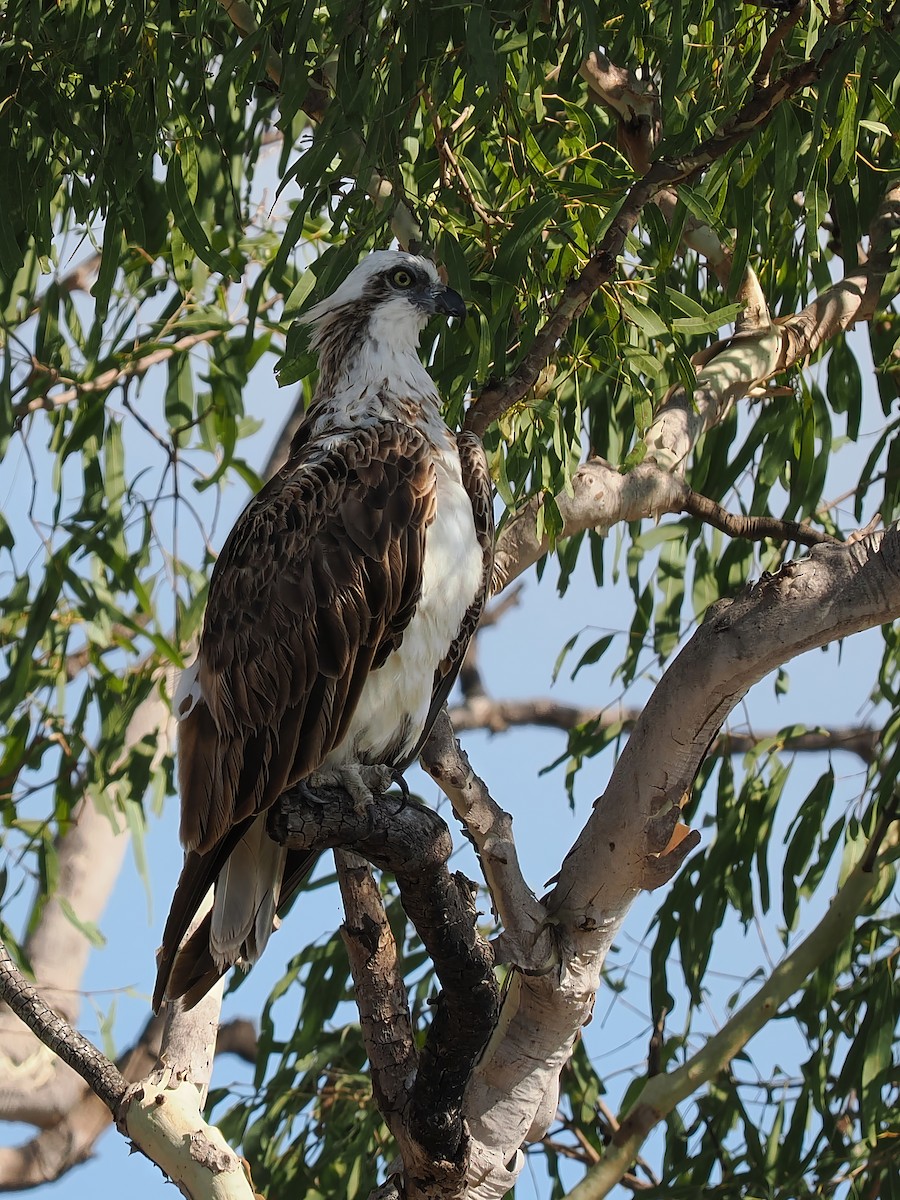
(307, 763, 394, 814)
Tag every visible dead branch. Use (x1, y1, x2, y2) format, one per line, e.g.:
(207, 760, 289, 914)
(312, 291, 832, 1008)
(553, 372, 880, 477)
(335, 852, 418, 1160)
(0, 942, 127, 1114)
(14, 329, 224, 421)
(447, 695, 880, 764)
(680, 486, 838, 545)
(269, 783, 499, 1196)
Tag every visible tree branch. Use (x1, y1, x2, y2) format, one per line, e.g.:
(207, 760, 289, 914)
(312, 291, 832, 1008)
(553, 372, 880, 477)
(0, 942, 256, 1198)
(269, 783, 499, 1196)
(0, 677, 174, 1128)
(492, 178, 900, 591)
(564, 820, 899, 1200)
(13, 329, 224, 422)
(0, 942, 128, 1114)
(776, 180, 900, 364)
(459, 526, 900, 1199)
(465, 44, 843, 436)
(553, 527, 900, 922)
(0, 1017, 255, 1191)
(335, 852, 419, 1163)
(447, 695, 881, 764)
(578, 50, 735, 288)
(421, 711, 550, 972)
(679, 485, 838, 545)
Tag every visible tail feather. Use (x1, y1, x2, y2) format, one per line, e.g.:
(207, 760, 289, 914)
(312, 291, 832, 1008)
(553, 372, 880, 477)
(156, 846, 321, 1012)
(178, 698, 224, 852)
(209, 817, 287, 970)
(165, 912, 222, 1010)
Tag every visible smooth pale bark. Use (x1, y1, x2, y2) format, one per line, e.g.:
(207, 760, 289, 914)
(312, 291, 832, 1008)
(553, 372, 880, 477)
(458, 528, 900, 1198)
(0, 681, 172, 1128)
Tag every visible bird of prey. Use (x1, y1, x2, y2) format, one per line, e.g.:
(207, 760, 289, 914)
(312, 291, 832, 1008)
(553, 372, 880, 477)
(153, 250, 494, 1011)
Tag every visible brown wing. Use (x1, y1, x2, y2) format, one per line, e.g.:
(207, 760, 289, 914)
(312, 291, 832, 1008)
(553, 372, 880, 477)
(399, 429, 494, 769)
(153, 421, 436, 1009)
(182, 420, 436, 851)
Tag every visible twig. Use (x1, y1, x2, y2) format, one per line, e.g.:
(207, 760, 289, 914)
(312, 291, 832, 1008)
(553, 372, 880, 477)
(13, 329, 224, 421)
(0, 942, 127, 1114)
(679, 485, 838, 546)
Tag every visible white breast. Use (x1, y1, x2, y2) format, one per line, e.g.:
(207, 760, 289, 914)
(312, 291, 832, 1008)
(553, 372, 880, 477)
(325, 443, 483, 768)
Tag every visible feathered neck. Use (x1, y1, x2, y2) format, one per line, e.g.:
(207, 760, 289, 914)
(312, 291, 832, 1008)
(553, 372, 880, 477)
(308, 302, 441, 414)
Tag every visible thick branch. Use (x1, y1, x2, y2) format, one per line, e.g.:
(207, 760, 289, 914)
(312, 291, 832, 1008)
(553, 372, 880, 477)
(269, 784, 499, 1192)
(552, 528, 900, 922)
(460, 528, 900, 1199)
(493, 457, 799, 593)
(335, 852, 419, 1161)
(565, 821, 899, 1200)
(776, 180, 900, 364)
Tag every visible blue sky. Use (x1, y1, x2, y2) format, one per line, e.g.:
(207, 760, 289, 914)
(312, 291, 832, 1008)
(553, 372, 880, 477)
(0, 150, 893, 1194)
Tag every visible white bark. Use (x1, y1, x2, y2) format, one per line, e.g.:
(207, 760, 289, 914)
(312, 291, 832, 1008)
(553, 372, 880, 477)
(462, 526, 900, 1197)
(118, 1072, 255, 1200)
(0, 680, 173, 1128)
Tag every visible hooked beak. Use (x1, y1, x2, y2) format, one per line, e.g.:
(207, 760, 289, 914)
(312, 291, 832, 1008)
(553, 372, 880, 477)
(431, 285, 467, 321)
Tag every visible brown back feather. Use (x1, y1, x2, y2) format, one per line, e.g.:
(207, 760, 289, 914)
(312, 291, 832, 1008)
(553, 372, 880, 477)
(154, 420, 437, 1009)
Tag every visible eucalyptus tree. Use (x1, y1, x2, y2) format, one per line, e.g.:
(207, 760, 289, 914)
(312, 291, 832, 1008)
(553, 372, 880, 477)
(1, 2, 898, 1198)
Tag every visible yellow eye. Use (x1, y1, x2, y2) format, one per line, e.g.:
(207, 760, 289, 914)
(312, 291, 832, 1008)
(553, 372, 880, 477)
(390, 268, 414, 288)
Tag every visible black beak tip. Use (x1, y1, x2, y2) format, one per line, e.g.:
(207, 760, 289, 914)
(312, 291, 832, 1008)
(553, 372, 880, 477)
(436, 286, 467, 321)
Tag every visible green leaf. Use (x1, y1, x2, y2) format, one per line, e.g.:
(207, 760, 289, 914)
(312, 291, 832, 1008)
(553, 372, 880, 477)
(57, 897, 107, 948)
(492, 193, 559, 283)
(617, 290, 668, 338)
(165, 152, 240, 284)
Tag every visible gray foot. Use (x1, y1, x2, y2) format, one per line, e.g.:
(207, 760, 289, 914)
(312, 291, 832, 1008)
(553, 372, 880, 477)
(307, 763, 394, 812)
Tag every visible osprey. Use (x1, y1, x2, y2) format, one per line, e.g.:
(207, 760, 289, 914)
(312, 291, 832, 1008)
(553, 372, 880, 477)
(153, 251, 494, 1010)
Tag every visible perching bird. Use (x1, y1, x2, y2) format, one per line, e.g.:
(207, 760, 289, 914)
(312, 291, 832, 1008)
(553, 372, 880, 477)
(153, 250, 494, 1011)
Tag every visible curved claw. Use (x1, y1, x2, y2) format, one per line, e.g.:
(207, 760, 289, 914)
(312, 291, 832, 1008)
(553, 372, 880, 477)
(390, 769, 411, 807)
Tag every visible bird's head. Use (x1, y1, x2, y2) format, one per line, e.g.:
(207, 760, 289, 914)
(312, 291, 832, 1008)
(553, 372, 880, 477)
(300, 251, 466, 353)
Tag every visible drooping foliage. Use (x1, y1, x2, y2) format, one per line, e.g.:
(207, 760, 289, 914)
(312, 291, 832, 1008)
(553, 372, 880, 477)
(1, 1, 898, 1196)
